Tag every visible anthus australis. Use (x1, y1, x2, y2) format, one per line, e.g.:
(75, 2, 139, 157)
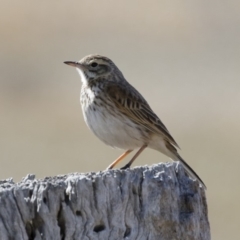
(64, 54, 205, 188)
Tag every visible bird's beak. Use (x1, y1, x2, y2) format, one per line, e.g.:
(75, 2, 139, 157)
(64, 61, 79, 67)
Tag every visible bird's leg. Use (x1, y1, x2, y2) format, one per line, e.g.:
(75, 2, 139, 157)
(106, 149, 133, 170)
(121, 144, 147, 170)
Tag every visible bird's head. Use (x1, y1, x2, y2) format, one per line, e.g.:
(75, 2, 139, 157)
(64, 54, 123, 85)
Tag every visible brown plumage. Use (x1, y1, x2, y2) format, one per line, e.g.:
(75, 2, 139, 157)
(64, 54, 206, 189)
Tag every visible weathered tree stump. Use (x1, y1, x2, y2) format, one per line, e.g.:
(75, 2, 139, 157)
(0, 162, 210, 240)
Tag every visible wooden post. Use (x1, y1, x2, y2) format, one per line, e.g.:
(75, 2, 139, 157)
(0, 162, 210, 240)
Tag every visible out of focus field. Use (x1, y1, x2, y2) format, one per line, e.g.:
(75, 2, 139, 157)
(0, 1, 239, 239)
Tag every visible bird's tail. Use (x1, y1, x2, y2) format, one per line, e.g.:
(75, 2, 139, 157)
(177, 154, 206, 189)
(164, 141, 206, 189)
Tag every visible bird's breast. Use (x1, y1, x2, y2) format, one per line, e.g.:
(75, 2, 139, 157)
(80, 88, 145, 150)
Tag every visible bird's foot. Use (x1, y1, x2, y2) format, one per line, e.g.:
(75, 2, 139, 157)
(120, 163, 131, 170)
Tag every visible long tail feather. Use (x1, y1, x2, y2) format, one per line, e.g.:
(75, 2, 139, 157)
(178, 155, 206, 189)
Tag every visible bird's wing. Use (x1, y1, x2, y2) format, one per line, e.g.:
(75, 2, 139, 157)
(105, 81, 180, 149)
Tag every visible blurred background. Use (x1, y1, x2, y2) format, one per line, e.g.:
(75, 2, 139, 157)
(1, 1, 239, 239)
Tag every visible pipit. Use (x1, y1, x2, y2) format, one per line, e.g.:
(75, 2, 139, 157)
(64, 54, 205, 188)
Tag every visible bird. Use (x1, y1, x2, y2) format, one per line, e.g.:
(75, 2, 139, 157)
(64, 54, 205, 188)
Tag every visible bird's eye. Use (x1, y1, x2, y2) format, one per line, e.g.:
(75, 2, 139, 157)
(91, 62, 98, 68)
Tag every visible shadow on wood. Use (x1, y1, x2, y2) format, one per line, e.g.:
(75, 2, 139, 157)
(0, 162, 210, 240)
